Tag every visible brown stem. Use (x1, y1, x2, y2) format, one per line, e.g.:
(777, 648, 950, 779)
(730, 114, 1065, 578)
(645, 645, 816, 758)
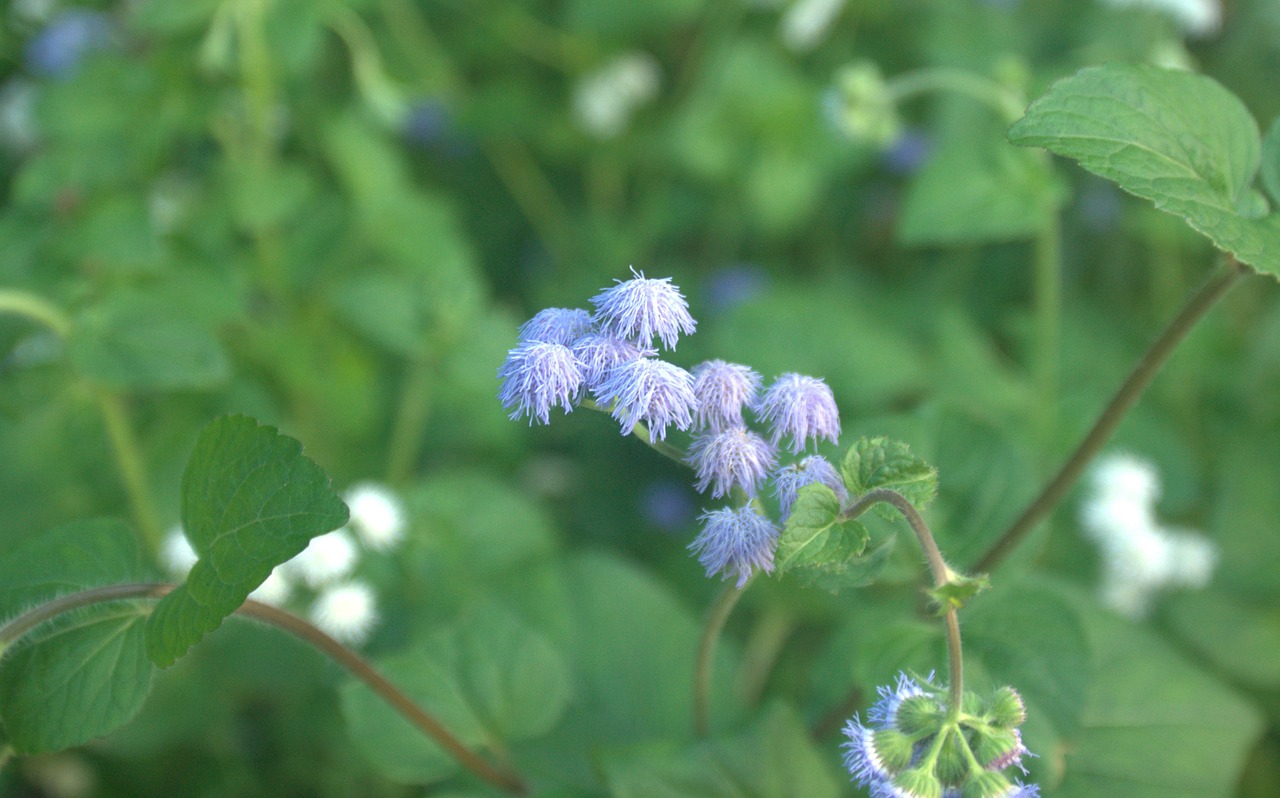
(972, 257, 1247, 573)
(0, 584, 529, 795)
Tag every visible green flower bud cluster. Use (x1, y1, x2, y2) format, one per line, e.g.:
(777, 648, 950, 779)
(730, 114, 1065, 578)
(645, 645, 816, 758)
(824, 61, 902, 148)
(843, 675, 1038, 798)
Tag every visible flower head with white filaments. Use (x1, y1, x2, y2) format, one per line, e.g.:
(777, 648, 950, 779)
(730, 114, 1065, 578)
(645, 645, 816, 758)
(344, 481, 407, 551)
(593, 357, 697, 441)
(572, 332, 654, 390)
(517, 307, 595, 345)
(691, 359, 762, 432)
(755, 372, 841, 454)
(309, 580, 379, 645)
(284, 529, 359, 589)
(590, 267, 697, 351)
(498, 341, 584, 425)
(772, 455, 847, 521)
(160, 525, 198, 577)
(248, 567, 292, 607)
(686, 427, 777, 499)
(689, 505, 779, 588)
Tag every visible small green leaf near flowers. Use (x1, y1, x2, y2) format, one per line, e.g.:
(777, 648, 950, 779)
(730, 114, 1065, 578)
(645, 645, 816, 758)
(841, 437, 938, 513)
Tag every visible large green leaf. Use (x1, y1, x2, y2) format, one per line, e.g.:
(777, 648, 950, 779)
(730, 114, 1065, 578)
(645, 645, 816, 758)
(1165, 590, 1280, 690)
(0, 607, 152, 753)
(899, 141, 1060, 245)
(1054, 600, 1264, 797)
(602, 705, 841, 798)
(144, 416, 348, 668)
(1009, 63, 1280, 278)
(0, 518, 144, 614)
(341, 604, 570, 784)
(0, 519, 153, 753)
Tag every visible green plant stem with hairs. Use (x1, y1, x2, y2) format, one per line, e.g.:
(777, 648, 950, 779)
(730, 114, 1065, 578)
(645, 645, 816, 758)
(841, 488, 965, 712)
(0, 584, 530, 796)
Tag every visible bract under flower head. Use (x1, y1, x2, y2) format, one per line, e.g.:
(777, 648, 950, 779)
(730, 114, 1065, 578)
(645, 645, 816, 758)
(842, 716, 894, 788)
(345, 481, 407, 551)
(755, 372, 841, 454)
(686, 426, 777, 498)
(498, 341, 584, 425)
(518, 307, 595, 345)
(691, 359, 762, 431)
(868, 672, 932, 730)
(572, 332, 654, 390)
(590, 267, 696, 350)
(310, 580, 379, 645)
(772, 455, 848, 521)
(594, 357, 697, 441)
(689, 505, 779, 588)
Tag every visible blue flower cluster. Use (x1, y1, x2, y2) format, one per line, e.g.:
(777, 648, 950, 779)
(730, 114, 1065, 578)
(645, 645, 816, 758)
(843, 674, 1039, 798)
(498, 269, 846, 588)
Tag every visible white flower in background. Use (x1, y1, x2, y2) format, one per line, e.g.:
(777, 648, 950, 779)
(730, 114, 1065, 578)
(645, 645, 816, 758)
(310, 581, 379, 644)
(0, 79, 40, 154)
(780, 0, 847, 52)
(573, 52, 661, 139)
(248, 567, 292, 607)
(13, 0, 59, 24)
(160, 526, 198, 577)
(1099, 0, 1222, 38)
(344, 482, 407, 551)
(1079, 452, 1217, 619)
(284, 529, 359, 588)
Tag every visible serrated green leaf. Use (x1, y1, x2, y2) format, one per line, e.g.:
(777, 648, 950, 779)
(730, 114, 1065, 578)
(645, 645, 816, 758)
(1009, 63, 1280, 278)
(1053, 600, 1263, 798)
(341, 604, 569, 784)
(928, 572, 991, 612)
(841, 437, 938, 511)
(602, 704, 841, 798)
(775, 485, 868, 573)
(1165, 590, 1280, 689)
(899, 141, 1060, 245)
(0, 606, 153, 753)
(144, 416, 348, 668)
(1262, 118, 1280, 207)
(790, 535, 896, 593)
(0, 518, 144, 616)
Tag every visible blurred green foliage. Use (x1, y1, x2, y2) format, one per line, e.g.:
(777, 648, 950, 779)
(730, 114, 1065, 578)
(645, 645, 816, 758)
(2, 0, 1280, 796)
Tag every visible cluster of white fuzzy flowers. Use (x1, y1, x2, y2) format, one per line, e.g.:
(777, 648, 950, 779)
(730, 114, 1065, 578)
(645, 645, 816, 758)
(499, 268, 846, 589)
(1098, 0, 1221, 38)
(161, 481, 407, 645)
(1079, 453, 1217, 619)
(572, 52, 661, 139)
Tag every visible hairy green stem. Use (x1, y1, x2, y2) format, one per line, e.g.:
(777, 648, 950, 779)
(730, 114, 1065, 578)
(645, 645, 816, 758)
(581, 399, 689, 464)
(886, 67, 1025, 122)
(973, 257, 1248, 573)
(842, 488, 964, 711)
(1034, 211, 1061, 447)
(734, 608, 794, 708)
(694, 576, 752, 737)
(0, 584, 529, 795)
(0, 290, 73, 338)
(93, 390, 163, 559)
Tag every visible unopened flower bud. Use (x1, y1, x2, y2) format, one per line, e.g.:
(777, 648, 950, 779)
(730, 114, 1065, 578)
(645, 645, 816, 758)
(987, 686, 1027, 728)
(972, 726, 1025, 772)
(891, 766, 944, 798)
(895, 693, 944, 736)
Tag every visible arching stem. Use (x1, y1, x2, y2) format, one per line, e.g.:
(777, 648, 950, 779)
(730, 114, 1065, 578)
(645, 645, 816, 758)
(841, 488, 964, 712)
(973, 257, 1247, 573)
(694, 576, 752, 737)
(0, 584, 529, 795)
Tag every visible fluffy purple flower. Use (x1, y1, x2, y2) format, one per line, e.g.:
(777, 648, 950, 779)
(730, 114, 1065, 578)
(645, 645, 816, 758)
(689, 505, 778, 588)
(772, 455, 848, 521)
(691, 359, 762, 431)
(842, 716, 894, 788)
(518, 307, 595, 345)
(686, 427, 777, 499)
(497, 341, 583, 425)
(593, 357, 697, 441)
(590, 267, 696, 350)
(755, 373, 841, 454)
(572, 332, 654, 389)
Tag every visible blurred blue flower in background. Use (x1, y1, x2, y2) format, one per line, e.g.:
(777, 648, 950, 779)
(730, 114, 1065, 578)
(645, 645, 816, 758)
(881, 129, 934, 176)
(640, 479, 697, 533)
(702, 264, 769, 317)
(24, 10, 113, 79)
